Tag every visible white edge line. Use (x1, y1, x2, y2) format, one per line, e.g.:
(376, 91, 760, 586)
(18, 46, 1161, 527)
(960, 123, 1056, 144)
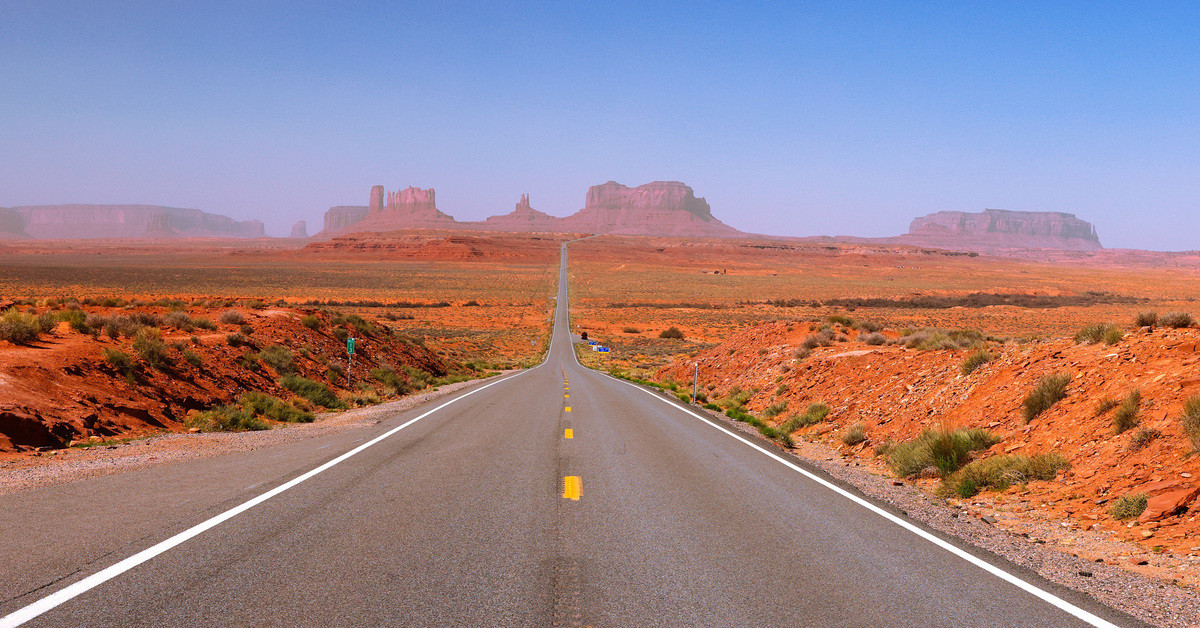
(601, 373, 1120, 628)
(0, 371, 527, 628)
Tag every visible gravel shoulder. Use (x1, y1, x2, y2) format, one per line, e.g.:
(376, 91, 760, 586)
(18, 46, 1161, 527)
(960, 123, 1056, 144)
(0, 376, 496, 496)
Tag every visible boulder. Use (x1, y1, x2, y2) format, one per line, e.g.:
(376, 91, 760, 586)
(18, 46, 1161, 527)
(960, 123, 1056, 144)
(1139, 484, 1200, 522)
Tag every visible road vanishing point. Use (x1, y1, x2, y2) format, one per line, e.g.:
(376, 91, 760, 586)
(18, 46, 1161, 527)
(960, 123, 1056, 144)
(0, 242, 1145, 627)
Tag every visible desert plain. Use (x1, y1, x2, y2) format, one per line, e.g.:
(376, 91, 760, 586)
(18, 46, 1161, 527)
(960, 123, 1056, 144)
(4, 229, 1200, 618)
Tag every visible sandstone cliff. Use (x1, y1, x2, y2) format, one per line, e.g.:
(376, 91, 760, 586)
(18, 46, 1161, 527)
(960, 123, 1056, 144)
(0, 208, 30, 239)
(482, 194, 561, 232)
(6, 205, 265, 239)
(899, 209, 1101, 251)
(322, 206, 369, 233)
(288, 220, 309, 238)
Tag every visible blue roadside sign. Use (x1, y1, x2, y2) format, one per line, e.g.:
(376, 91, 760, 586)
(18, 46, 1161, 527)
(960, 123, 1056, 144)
(597, 347, 610, 352)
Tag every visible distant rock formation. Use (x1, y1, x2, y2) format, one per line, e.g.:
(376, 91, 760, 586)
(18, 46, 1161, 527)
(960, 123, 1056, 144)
(321, 181, 743, 238)
(5, 205, 264, 239)
(288, 220, 309, 238)
(322, 206, 369, 233)
(321, 186, 455, 235)
(568, 181, 740, 237)
(0, 208, 30, 239)
(482, 194, 559, 231)
(899, 209, 1101, 251)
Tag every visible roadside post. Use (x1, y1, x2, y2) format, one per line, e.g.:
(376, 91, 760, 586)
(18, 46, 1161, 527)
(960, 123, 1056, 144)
(347, 337, 356, 387)
(692, 363, 699, 404)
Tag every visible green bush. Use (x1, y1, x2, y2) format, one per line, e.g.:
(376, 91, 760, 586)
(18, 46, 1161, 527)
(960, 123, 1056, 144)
(103, 347, 133, 372)
(1074, 323, 1119, 345)
(1108, 493, 1148, 520)
(1134, 311, 1158, 328)
(219, 310, 245, 325)
(370, 365, 410, 394)
(163, 310, 192, 330)
(192, 317, 216, 330)
(762, 401, 788, 418)
(226, 333, 249, 347)
(0, 308, 43, 344)
(133, 328, 170, 370)
(301, 314, 321, 330)
(778, 402, 831, 434)
(841, 423, 867, 446)
(854, 319, 883, 333)
(898, 328, 983, 351)
(57, 309, 91, 334)
(659, 326, 684, 339)
(1112, 390, 1141, 434)
(280, 374, 346, 409)
(187, 404, 270, 432)
(181, 348, 203, 367)
(257, 345, 296, 374)
(703, 403, 722, 411)
(1103, 327, 1125, 345)
(332, 327, 349, 342)
(960, 350, 994, 376)
(1129, 427, 1161, 451)
(1181, 395, 1200, 451)
(239, 392, 314, 423)
(827, 315, 855, 327)
(1021, 373, 1070, 422)
(860, 332, 887, 346)
(942, 452, 1069, 497)
(887, 427, 1000, 478)
(1160, 312, 1195, 329)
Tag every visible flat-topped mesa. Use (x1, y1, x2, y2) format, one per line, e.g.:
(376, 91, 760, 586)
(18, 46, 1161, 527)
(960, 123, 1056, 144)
(5, 204, 264, 239)
(571, 181, 741, 237)
(323, 185, 455, 235)
(323, 206, 368, 233)
(902, 209, 1102, 251)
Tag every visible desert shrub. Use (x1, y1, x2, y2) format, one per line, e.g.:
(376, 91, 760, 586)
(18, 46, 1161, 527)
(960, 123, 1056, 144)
(1181, 395, 1200, 451)
(718, 386, 754, 410)
(801, 332, 833, 350)
(841, 423, 867, 446)
(0, 308, 43, 344)
(860, 332, 887, 346)
(1129, 427, 1161, 451)
(247, 300, 266, 310)
(56, 309, 90, 334)
(240, 392, 314, 423)
(257, 345, 296, 374)
(874, 439, 895, 457)
(762, 401, 788, 418)
(778, 402, 831, 433)
(960, 350, 994, 376)
(621, 326, 640, 333)
(1074, 323, 1116, 345)
(1021, 373, 1071, 422)
(182, 348, 203, 367)
(898, 328, 982, 351)
(102, 347, 133, 372)
(1108, 493, 1148, 520)
(793, 347, 811, 360)
(1104, 327, 1125, 345)
(219, 310, 245, 325)
(239, 324, 254, 336)
(827, 315, 855, 327)
(1134, 311, 1158, 328)
(132, 328, 170, 369)
(402, 365, 433, 389)
(1160, 312, 1195, 329)
(134, 312, 163, 328)
(192, 317, 216, 330)
(332, 327, 349, 342)
(703, 403, 722, 411)
(164, 311, 192, 330)
(301, 315, 321, 330)
(887, 427, 1000, 478)
(854, 319, 883, 333)
(1093, 396, 1119, 416)
(943, 452, 1070, 498)
(226, 333, 249, 347)
(280, 374, 346, 409)
(187, 405, 270, 432)
(1112, 390, 1141, 434)
(370, 365, 410, 394)
(659, 326, 684, 339)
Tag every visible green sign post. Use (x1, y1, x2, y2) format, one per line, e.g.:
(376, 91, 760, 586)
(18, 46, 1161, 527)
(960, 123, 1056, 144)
(347, 337, 356, 386)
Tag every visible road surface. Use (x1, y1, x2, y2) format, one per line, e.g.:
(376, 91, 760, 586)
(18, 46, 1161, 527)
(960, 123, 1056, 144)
(0, 243, 1142, 626)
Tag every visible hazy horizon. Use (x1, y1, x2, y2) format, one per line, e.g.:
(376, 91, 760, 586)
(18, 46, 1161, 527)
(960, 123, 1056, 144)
(3, 3, 1198, 250)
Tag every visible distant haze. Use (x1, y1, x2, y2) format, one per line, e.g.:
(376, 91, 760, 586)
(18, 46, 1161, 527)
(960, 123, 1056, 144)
(2, 3, 1198, 250)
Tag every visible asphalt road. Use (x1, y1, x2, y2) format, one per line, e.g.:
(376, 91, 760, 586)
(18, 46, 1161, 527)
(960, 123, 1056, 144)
(0, 242, 1144, 627)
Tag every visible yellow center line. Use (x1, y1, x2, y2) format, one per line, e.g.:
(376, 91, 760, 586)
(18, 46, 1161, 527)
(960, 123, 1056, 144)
(565, 394, 569, 398)
(565, 406, 571, 412)
(564, 428, 573, 439)
(563, 476, 581, 500)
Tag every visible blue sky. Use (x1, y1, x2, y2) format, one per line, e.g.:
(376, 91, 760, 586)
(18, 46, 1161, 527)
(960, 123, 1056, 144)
(2, 2, 1197, 249)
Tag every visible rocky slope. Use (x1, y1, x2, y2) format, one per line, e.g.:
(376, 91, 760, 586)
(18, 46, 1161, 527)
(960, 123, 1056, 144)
(6, 205, 265, 239)
(0, 303, 452, 452)
(656, 319, 1200, 572)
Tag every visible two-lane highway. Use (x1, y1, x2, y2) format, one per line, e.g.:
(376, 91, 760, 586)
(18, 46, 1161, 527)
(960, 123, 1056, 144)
(0, 242, 1143, 626)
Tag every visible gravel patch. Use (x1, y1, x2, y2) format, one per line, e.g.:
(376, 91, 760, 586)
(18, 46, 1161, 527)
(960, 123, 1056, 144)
(0, 376, 495, 496)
